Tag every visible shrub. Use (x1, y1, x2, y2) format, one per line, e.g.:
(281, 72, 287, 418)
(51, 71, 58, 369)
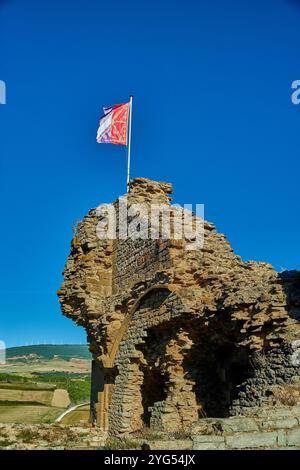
(270, 385, 300, 406)
(0, 439, 13, 448)
(167, 429, 191, 439)
(101, 438, 141, 450)
(132, 425, 162, 440)
(17, 429, 40, 443)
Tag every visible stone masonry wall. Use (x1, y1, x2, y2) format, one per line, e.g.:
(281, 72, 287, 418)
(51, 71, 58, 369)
(231, 343, 300, 414)
(191, 404, 300, 449)
(58, 177, 300, 436)
(112, 238, 171, 295)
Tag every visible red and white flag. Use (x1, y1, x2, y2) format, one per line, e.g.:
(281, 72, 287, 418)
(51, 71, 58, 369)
(96, 102, 129, 145)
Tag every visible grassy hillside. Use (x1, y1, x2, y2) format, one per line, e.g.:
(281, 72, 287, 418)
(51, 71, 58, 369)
(0, 344, 91, 424)
(0, 404, 62, 424)
(0, 373, 90, 404)
(6, 344, 91, 361)
(0, 373, 91, 424)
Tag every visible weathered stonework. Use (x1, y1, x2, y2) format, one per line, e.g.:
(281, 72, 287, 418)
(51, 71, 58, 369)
(191, 404, 300, 450)
(58, 178, 300, 436)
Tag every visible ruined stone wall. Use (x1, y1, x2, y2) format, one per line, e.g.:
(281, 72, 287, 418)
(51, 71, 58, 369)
(58, 177, 300, 436)
(112, 239, 171, 295)
(231, 342, 300, 414)
(191, 405, 300, 449)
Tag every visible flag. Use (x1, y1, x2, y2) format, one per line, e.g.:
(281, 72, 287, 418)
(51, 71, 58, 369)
(96, 102, 129, 145)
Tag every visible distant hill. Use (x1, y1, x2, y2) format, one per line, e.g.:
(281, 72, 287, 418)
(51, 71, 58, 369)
(6, 344, 91, 361)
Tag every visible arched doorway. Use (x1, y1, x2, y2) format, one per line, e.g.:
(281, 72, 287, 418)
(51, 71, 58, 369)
(109, 290, 254, 433)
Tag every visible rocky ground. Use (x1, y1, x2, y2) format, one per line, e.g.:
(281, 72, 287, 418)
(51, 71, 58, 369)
(1, 403, 300, 450)
(0, 423, 107, 450)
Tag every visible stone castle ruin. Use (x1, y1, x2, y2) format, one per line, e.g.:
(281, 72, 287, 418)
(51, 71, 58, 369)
(58, 178, 300, 436)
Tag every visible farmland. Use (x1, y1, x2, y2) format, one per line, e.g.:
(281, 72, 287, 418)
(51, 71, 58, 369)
(0, 345, 91, 425)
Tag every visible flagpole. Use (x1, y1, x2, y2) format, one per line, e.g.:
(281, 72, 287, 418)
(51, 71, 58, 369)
(126, 95, 133, 192)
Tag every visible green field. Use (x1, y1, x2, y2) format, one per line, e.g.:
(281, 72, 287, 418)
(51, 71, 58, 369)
(60, 405, 90, 425)
(0, 388, 54, 405)
(0, 376, 90, 423)
(0, 404, 61, 424)
(0, 345, 91, 424)
(0, 374, 90, 404)
(0, 382, 56, 391)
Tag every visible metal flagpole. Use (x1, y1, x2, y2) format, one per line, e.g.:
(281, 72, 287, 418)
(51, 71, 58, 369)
(126, 95, 133, 192)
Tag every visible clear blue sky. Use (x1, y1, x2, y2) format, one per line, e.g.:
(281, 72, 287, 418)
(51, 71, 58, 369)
(1, 0, 299, 347)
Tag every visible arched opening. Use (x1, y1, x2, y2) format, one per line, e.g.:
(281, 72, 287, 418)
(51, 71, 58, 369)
(135, 287, 171, 312)
(183, 325, 252, 418)
(136, 324, 169, 428)
(133, 315, 253, 430)
(114, 295, 254, 433)
(141, 367, 167, 426)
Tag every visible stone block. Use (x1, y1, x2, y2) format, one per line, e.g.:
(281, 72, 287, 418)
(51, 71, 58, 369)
(259, 408, 293, 419)
(192, 435, 225, 443)
(291, 405, 300, 416)
(276, 430, 287, 447)
(149, 439, 193, 450)
(225, 431, 278, 449)
(220, 417, 259, 433)
(192, 436, 226, 450)
(286, 428, 300, 447)
(260, 418, 298, 430)
(193, 441, 226, 450)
